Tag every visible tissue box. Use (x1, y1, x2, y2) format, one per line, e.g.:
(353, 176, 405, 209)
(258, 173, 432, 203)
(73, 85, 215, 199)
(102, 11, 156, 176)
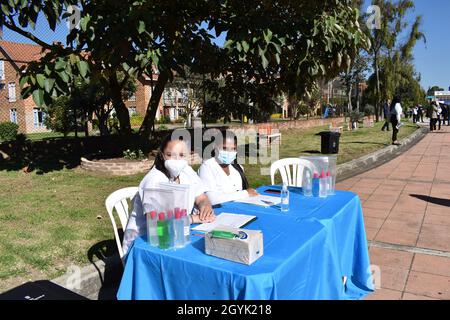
(205, 227, 263, 265)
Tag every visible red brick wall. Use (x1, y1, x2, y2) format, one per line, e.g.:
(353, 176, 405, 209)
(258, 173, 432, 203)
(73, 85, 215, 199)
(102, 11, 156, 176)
(0, 54, 49, 134)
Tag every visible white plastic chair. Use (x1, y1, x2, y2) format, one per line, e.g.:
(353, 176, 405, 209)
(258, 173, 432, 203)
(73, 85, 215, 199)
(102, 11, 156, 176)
(105, 187, 139, 259)
(270, 158, 316, 187)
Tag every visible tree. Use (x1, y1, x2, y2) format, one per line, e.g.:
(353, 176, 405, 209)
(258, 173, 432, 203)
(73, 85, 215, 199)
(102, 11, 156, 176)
(10, 1, 369, 139)
(364, 0, 425, 120)
(427, 86, 444, 96)
(341, 52, 370, 111)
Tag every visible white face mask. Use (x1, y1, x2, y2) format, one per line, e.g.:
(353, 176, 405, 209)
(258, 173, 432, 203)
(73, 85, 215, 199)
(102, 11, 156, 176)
(216, 149, 237, 165)
(164, 159, 188, 178)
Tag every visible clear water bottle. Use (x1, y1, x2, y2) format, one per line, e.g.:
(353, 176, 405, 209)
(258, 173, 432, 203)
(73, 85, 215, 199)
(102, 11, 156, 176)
(302, 168, 313, 197)
(181, 208, 191, 244)
(173, 210, 185, 248)
(281, 183, 289, 212)
(147, 211, 159, 247)
(319, 170, 328, 198)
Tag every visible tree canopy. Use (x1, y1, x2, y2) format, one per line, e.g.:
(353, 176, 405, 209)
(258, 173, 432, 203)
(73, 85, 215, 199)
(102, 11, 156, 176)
(2, 0, 369, 137)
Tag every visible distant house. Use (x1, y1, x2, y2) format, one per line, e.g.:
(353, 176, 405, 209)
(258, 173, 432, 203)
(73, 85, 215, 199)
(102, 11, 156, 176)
(0, 40, 49, 134)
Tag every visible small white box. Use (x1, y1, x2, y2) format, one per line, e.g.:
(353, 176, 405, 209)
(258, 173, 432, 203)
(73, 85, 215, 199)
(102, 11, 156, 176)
(205, 227, 263, 265)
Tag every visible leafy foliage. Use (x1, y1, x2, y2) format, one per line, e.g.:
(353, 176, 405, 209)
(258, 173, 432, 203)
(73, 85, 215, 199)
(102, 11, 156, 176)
(0, 122, 19, 142)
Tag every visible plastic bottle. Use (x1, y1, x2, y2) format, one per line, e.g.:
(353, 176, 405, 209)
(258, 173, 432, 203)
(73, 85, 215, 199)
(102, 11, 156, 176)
(302, 168, 313, 197)
(147, 211, 159, 247)
(280, 183, 289, 212)
(312, 172, 320, 197)
(319, 170, 327, 198)
(181, 209, 191, 244)
(157, 212, 170, 249)
(173, 211, 185, 248)
(167, 210, 174, 247)
(326, 171, 334, 195)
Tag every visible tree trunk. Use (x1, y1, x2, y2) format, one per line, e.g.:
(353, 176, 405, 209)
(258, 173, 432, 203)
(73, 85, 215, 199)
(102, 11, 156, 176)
(374, 53, 381, 122)
(109, 76, 132, 135)
(347, 83, 353, 111)
(139, 72, 169, 139)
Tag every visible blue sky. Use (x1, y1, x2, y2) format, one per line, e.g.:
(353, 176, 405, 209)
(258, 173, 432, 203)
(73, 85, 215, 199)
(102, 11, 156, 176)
(3, 1, 448, 91)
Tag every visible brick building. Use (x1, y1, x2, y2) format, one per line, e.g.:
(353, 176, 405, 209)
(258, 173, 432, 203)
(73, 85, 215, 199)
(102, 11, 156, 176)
(0, 40, 49, 134)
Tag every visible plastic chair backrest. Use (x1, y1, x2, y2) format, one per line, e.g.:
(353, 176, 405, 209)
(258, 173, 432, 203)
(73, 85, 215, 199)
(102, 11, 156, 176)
(105, 187, 139, 259)
(270, 158, 316, 187)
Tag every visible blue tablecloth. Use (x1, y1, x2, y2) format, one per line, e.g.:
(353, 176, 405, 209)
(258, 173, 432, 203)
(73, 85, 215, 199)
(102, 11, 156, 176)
(117, 186, 374, 300)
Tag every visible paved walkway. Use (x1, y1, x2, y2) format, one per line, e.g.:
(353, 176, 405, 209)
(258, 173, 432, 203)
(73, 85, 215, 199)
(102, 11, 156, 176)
(336, 124, 450, 300)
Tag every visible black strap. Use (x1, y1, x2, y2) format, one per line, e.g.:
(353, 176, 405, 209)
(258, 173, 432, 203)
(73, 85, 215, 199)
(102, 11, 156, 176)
(231, 162, 249, 190)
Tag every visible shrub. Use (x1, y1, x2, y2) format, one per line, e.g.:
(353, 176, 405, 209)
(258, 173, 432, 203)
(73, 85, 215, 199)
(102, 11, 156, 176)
(346, 111, 364, 123)
(364, 105, 375, 117)
(123, 149, 146, 160)
(0, 121, 19, 141)
(130, 114, 144, 127)
(156, 115, 171, 124)
(158, 125, 169, 131)
(270, 113, 282, 119)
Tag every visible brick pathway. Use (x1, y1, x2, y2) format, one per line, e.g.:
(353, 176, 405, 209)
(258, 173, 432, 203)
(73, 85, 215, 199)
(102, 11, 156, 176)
(336, 125, 450, 300)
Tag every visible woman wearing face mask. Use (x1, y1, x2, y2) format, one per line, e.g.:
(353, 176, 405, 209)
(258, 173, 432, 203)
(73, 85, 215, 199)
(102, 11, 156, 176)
(122, 134, 215, 255)
(198, 133, 259, 206)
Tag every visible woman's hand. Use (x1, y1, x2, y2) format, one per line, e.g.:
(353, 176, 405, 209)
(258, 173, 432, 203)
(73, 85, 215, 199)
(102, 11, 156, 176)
(195, 194, 216, 222)
(246, 188, 259, 197)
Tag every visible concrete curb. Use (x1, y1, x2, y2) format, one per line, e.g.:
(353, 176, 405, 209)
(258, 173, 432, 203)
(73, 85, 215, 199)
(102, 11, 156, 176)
(51, 255, 122, 300)
(336, 126, 429, 182)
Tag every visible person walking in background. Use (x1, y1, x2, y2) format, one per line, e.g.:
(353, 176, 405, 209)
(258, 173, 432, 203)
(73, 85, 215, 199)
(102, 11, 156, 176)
(437, 102, 443, 130)
(418, 106, 424, 123)
(390, 96, 403, 146)
(430, 101, 438, 132)
(412, 106, 418, 123)
(381, 99, 391, 131)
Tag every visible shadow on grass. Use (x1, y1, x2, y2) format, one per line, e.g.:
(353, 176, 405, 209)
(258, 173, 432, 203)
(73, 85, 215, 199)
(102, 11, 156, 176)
(87, 237, 124, 300)
(410, 194, 450, 207)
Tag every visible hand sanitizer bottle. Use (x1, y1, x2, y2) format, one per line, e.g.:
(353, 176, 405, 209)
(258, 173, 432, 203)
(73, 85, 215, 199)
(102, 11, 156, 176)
(181, 208, 191, 244)
(281, 183, 289, 212)
(147, 211, 159, 247)
(312, 173, 320, 197)
(319, 170, 328, 198)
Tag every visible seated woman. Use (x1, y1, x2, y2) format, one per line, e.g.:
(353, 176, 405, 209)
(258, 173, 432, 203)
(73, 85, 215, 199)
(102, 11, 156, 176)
(198, 133, 259, 206)
(122, 134, 215, 255)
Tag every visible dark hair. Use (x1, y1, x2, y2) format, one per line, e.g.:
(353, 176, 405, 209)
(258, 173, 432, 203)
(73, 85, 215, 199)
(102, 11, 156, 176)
(152, 133, 188, 179)
(390, 96, 401, 111)
(214, 131, 249, 190)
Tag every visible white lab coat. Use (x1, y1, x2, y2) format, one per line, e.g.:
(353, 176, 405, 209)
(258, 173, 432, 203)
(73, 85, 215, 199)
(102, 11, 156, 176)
(198, 157, 249, 206)
(391, 103, 403, 122)
(122, 165, 206, 256)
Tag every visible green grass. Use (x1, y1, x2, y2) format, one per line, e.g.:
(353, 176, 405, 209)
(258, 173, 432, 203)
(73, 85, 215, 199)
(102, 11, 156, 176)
(0, 119, 419, 291)
(26, 131, 88, 141)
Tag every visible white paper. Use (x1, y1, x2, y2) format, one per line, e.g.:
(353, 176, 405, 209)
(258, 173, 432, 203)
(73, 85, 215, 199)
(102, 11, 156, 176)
(192, 213, 257, 233)
(233, 195, 281, 207)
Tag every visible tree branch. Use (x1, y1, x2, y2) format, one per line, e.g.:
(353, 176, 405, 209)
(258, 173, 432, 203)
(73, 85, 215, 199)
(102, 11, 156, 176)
(3, 17, 53, 50)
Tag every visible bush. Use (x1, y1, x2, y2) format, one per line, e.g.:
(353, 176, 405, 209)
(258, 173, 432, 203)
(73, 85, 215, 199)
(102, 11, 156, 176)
(270, 113, 282, 119)
(130, 114, 144, 127)
(123, 149, 146, 160)
(346, 111, 364, 123)
(158, 125, 169, 131)
(0, 121, 19, 141)
(364, 105, 375, 117)
(156, 115, 171, 124)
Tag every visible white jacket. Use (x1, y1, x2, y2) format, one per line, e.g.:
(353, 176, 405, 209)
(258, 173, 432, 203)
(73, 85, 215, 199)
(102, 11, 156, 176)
(198, 157, 250, 206)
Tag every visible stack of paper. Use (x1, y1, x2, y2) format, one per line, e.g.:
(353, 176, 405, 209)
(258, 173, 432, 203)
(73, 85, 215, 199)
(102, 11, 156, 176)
(233, 195, 281, 207)
(192, 213, 257, 233)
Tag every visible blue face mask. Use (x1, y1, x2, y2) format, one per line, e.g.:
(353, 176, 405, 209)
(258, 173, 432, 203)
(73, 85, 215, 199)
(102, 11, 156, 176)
(217, 150, 237, 165)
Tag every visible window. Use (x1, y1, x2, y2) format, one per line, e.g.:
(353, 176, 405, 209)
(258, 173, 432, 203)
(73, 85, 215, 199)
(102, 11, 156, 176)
(8, 82, 16, 102)
(10, 108, 17, 124)
(0, 60, 4, 80)
(33, 108, 45, 128)
(128, 106, 137, 115)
